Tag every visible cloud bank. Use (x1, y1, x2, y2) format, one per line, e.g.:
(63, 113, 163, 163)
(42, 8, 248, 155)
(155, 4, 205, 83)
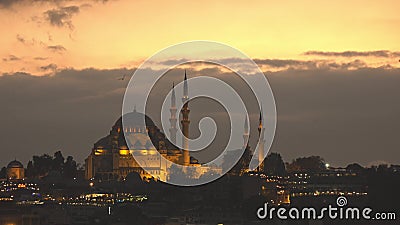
(0, 65, 399, 168)
(304, 50, 400, 58)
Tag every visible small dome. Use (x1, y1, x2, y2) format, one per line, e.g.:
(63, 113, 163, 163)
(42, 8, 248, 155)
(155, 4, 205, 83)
(7, 160, 23, 169)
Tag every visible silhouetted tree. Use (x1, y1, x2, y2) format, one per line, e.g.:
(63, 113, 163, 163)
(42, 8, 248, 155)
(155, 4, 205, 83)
(32, 154, 53, 177)
(263, 152, 286, 176)
(169, 164, 187, 183)
(223, 146, 252, 176)
(25, 160, 35, 178)
(199, 170, 220, 182)
(53, 151, 65, 173)
(0, 167, 6, 179)
(346, 163, 364, 173)
(126, 172, 145, 192)
(64, 156, 77, 178)
(287, 156, 326, 173)
(26, 151, 77, 178)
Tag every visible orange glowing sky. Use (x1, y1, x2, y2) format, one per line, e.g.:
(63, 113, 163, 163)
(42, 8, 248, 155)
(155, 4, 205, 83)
(1, 0, 399, 74)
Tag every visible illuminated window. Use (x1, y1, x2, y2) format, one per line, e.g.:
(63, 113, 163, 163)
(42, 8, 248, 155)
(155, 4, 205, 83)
(95, 149, 106, 155)
(119, 150, 130, 155)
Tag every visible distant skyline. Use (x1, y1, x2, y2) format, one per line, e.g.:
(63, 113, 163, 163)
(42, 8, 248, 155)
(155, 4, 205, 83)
(0, 1, 399, 167)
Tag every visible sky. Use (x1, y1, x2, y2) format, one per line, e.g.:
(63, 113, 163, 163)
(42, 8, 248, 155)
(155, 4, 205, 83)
(0, 0, 400, 167)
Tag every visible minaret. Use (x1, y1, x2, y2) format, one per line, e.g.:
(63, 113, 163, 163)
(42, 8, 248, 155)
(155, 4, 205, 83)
(243, 115, 249, 148)
(258, 109, 265, 173)
(181, 70, 190, 166)
(169, 83, 178, 144)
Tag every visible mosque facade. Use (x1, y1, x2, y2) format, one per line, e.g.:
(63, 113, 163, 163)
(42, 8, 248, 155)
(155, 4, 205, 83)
(85, 72, 208, 182)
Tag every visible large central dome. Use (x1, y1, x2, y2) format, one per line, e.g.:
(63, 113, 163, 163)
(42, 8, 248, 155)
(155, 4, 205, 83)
(93, 110, 178, 151)
(116, 110, 156, 131)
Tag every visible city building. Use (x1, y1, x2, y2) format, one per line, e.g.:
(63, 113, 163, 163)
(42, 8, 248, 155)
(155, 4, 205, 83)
(6, 160, 25, 180)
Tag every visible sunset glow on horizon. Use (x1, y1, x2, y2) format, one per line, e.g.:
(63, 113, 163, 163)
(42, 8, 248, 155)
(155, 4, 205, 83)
(1, 0, 400, 75)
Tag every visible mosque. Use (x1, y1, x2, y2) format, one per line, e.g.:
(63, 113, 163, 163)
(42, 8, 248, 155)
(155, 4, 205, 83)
(85, 72, 208, 182)
(85, 71, 266, 182)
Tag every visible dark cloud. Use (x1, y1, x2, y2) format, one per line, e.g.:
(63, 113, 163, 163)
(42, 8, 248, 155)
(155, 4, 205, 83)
(34, 56, 48, 60)
(304, 50, 400, 58)
(40, 63, 58, 72)
(253, 58, 367, 70)
(0, 0, 19, 8)
(80, 3, 92, 9)
(0, 0, 62, 8)
(158, 58, 369, 71)
(16, 34, 26, 44)
(16, 34, 43, 46)
(1, 0, 111, 32)
(326, 59, 367, 69)
(47, 45, 66, 53)
(0, 68, 133, 167)
(0, 65, 400, 168)
(44, 5, 80, 29)
(159, 58, 191, 66)
(254, 58, 318, 68)
(268, 67, 400, 166)
(159, 58, 318, 69)
(2, 55, 21, 62)
(0, 0, 109, 9)
(253, 58, 369, 70)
